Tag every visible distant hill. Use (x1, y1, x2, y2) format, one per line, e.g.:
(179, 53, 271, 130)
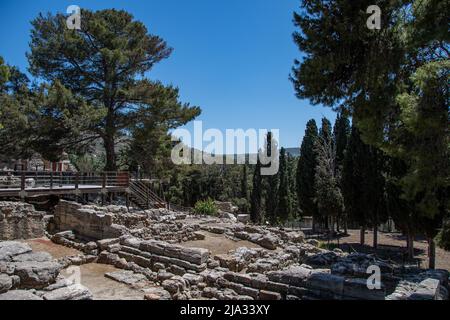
(285, 147, 300, 157)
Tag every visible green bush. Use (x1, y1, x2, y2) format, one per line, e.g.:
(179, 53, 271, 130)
(436, 219, 450, 251)
(194, 198, 217, 216)
(232, 197, 250, 214)
(318, 242, 340, 250)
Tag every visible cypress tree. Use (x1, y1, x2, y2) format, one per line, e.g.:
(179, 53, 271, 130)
(241, 164, 249, 200)
(287, 154, 298, 217)
(342, 126, 388, 248)
(264, 132, 279, 224)
(250, 156, 263, 223)
(333, 112, 351, 169)
(277, 147, 292, 223)
(315, 117, 343, 233)
(333, 112, 350, 232)
(296, 119, 319, 228)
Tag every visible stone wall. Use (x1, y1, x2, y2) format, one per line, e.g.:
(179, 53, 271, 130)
(111, 236, 209, 273)
(53, 200, 125, 240)
(0, 202, 46, 240)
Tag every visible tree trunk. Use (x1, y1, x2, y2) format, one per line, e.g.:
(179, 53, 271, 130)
(360, 226, 365, 246)
(336, 215, 340, 233)
(373, 224, 378, 251)
(344, 217, 348, 234)
(407, 233, 414, 260)
(329, 216, 335, 233)
(428, 237, 436, 269)
(103, 135, 116, 171)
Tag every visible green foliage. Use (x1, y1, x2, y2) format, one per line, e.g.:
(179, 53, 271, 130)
(277, 147, 292, 222)
(250, 157, 263, 223)
(241, 164, 249, 200)
(318, 242, 340, 250)
(314, 118, 344, 227)
(291, 0, 449, 262)
(0, 56, 10, 89)
(297, 119, 318, 217)
(69, 153, 106, 173)
(27, 9, 200, 170)
(342, 126, 388, 229)
(194, 198, 218, 216)
(232, 197, 250, 214)
(436, 219, 450, 251)
(265, 132, 279, 223)
(333, 112, 351, 172)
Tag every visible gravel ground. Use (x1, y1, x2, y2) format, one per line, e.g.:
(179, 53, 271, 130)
(327, 229, 450, 271)
(182, 231, 262, 256)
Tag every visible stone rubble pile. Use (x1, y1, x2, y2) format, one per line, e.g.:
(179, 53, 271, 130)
(53, 200, 202, 243)
(0, 241, 92, 300)
(91, 234, 449, 300)
(387, 269, 449, 300)
(1, 200, 449, 300)
(47, 201, 450, 301)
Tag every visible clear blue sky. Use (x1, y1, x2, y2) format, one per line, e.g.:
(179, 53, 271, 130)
(0, 0, 335, 150)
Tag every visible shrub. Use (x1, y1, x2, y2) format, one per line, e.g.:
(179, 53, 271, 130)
(436, 219, 450, 251)
(232, 197, 250, 214)
(318, 241, 340, 250)
(194, 198, 217, 216)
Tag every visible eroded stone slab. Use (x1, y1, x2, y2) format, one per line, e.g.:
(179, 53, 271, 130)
(0, 289, 43, 300)
(43, 284, 93, 300)
(105, 270, 148, 286)
(0, 242, 32, 261)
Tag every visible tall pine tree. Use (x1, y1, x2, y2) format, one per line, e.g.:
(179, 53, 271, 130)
(342, 126, 388, 248)
(333, 112, 350, 232)
(315, 118, 343, 233)
(250, 156, 263, 223)
(277, 147, 292, 223)
(264, 132, 279, 224)
(296, 119, 318, 228)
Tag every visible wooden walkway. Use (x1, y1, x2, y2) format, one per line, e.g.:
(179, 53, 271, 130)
(0, 171, 191, 211)
(0, 171, 129, 198)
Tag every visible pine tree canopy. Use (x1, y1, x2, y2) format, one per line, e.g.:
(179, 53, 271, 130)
(27, 9, 201, 170)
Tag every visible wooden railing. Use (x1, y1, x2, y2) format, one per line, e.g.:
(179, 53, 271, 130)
(0, 171, 130, 192)
(129, 179, 167, 209)
(0, 170, 192, 213)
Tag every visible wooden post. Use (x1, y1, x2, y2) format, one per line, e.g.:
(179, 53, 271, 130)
(19, 172, 26, 202)
(20, 172, 25, 191)
(101, 173, 106, 205)
(75, 172, 79, 190)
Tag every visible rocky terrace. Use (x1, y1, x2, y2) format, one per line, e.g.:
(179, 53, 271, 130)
(0, 200, 448, 300)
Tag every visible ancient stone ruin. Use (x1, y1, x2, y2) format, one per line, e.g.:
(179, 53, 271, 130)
(0, 202, 46, 241)
(0, 200, 448, 300)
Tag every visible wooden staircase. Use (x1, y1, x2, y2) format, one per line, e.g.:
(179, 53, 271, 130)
(129, 179, 167, 210)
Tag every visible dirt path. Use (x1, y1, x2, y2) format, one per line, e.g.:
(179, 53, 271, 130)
(25, 237, 82, 258)
(60, 264, 145, 300)
(327, 230, 450, 271)
(182, 231, 262, 256)
(25, 238, 145, 300)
